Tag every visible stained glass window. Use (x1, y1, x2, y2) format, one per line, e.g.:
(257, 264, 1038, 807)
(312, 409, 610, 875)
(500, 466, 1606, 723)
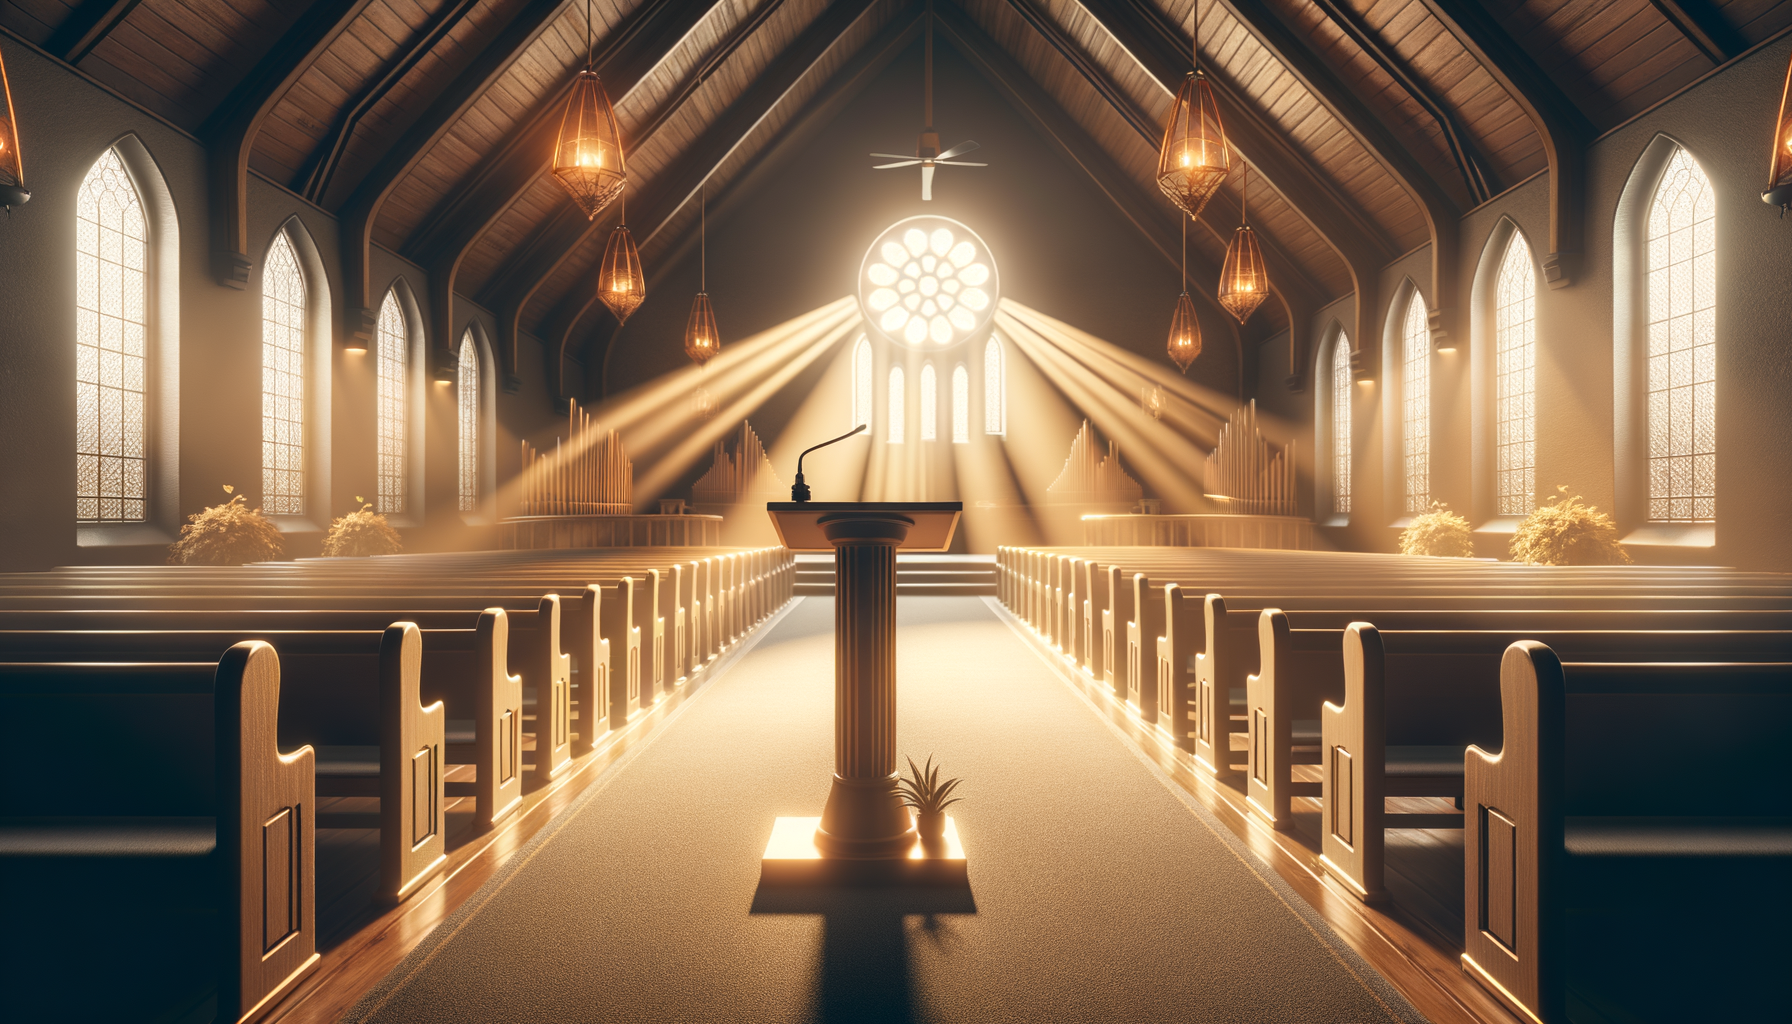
(1402, 292, 1430, 514)
(984, 337, 1004, 435)
(1646, 147, 1715, 522)
(888, 366, 905, 444)
(1495, 233, 1536, 516)
(376, 291, 408, 515)
(952, 364, 969, 444)
(852, 336, 873, 430)
(920, 363, 937, 441)
(261, 233, 305, 515)
(458, 331, 479, 513)
(1332, 332, 1351, 515)
(75, 148, 148, 522)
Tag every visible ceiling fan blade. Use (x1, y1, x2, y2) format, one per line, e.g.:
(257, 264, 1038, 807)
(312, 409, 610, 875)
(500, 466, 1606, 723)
(936, 140, 980, 160)
(934, 160, 987, 167)
(873, 160, 920, 169)
(922, 164, 934, 201)
(869, 153, 917, 160)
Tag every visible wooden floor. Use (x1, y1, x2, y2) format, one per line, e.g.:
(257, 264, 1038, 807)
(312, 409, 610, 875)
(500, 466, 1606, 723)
(987, 598, 1528, 1024)
(260, 601, 800, 1024)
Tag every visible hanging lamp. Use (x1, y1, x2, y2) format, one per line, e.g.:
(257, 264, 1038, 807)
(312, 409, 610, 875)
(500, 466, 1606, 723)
(684, 190, 720, 366)
(1218, 163, 1269, 323)
(1156, 9, 1228, 220)
(0, 42, 28, 211)
(551, 0, 625, 220)
(1764, 47, 1792, 211)
(1167, 215, 1201, 372)
(597, 188, 645, 324)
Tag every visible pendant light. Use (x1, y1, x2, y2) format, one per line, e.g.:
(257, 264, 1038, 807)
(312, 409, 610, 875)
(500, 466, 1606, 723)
(551, 0, 625, 220)
(1156, 9, 1228, 220)
(1217, 163, 1269, 323)
(1764, 47, 1792, 212)
(684, 189, 720, 366)
(0, 42, 28, 211)
(597, 187, 645, 324)
(1167, 215, 1201, 372)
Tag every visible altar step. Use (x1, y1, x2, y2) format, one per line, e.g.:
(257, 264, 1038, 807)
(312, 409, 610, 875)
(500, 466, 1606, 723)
(793, 555, 998, 597)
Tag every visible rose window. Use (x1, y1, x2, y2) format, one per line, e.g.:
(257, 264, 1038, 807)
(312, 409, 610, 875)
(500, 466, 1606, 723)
(858, 216, 998, 349)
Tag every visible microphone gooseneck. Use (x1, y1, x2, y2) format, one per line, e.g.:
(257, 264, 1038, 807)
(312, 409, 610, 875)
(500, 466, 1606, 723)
(791, 424, 868, 502)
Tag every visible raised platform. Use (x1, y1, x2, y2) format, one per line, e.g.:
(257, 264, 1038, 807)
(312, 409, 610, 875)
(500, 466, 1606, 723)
(759, 815, 967, 887)
(498, 514, 723, 549)
(1081, 513, 1314, 550)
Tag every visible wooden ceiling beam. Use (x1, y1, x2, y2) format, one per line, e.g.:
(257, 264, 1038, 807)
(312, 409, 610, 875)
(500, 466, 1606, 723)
(298, 0, 485, 204)
(202, 0, 377, 288)
(569, 7, 927, 398)
(1644, 0, 1745, 66)
(933, 5, 1249, 352)
(1207, 0, 1461, 373)
(1417, 0, 1595, 287)
(43, 0, 145, 64)
(1307, 0, 1496, 204)
(486, 0, 885, 395)
(333, 0, 597, 342)
(997, 0, 1326, 312)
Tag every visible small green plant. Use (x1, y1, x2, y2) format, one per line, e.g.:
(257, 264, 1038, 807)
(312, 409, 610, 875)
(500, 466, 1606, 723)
(167, 485, 285, 566)
(1398, 501, 1474, 558)
(1510, 486, 1631, 566)
(322, 496, 402, 557)
(897, 755, 963, 820)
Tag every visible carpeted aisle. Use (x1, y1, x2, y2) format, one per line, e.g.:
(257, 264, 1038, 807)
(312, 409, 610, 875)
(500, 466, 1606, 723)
(342, 597, 1427, 1023)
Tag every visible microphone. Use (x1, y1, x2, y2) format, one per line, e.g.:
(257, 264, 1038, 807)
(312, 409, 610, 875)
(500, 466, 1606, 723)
(790, 424, 867, 502)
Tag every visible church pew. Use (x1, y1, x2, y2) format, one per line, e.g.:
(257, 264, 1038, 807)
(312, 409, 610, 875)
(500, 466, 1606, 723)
(0, 602, 562, 813)
(1276, 619, 1792, 902)
(0, 643, 318, 1023)
(1462, 646, 1792, 1023)
(0, 623, 469, 901)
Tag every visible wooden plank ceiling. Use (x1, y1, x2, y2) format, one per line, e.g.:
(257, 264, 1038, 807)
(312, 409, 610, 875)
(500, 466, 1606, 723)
(4, 0, 1787, 365)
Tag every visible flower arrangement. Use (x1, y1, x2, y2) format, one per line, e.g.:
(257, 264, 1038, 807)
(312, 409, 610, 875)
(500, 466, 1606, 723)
(1398, 501, 1474, 558)
(321, 497, 402, 557)
(1510, 486, 1631, 566)
(897, 754, 963, 844)
(166, 485, 284, 566)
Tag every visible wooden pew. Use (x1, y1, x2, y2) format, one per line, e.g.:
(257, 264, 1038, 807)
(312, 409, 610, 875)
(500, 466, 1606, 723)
(1302, 620, 1792, 902)
(0, 642, 317, 1023)
(1462, 645, 1792, 1023)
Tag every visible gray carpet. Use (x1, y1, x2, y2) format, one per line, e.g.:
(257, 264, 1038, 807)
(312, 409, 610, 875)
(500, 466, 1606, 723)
(342, 597, 1427, 1023)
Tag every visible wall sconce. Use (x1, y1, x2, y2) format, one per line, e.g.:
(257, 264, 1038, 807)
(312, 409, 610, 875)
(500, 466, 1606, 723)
(1765, 48, 1792, 212)
(0, 43, 29, 211)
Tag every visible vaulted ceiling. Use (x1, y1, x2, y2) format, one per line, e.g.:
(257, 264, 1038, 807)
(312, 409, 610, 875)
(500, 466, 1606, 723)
(6, 0, 1786, 378)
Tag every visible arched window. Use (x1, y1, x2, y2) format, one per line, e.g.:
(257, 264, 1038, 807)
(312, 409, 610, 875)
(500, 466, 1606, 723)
(951, 364, 969, 443)
(888, 365, 905, 444)
(375, 290, 408, 514)
(261, 233, 305, 515)
(1331, 332, 1352, 515)
(1645, 147, 1715, 522)
(920, 363, 937, 441)
(75, 148, 148, 522)
(458, 331, 479, 512)
(984, 336, 1005, 435)
(852, 336, 873, 430)
(1494, 233, 1537, 515)
(1401, 292, 1430, 514)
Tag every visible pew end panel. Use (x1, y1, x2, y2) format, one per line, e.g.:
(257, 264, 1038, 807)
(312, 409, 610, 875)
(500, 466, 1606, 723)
(1154, 586, 1199, 752)
(1103, 565, 1124, 699)
(1081, 560, 1106, 678)
(471, 610, 524, 825)
(1192, 595, 1246, 779)
(377, 624, 447, 905)
(216, 641, 321, 1024)
(1462, 642, 1565, 1024)
(1126, 574, 1161, 722)
(1244, 613, 1341, 830)
(521, 598, 572, 788)
(1319, 624, 1389, 903)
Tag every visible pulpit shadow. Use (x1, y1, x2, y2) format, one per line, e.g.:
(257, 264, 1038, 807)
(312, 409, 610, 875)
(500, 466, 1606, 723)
(751, 885, 977, 1024)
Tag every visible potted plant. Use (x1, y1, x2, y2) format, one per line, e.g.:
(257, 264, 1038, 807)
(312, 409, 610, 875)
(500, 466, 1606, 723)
(896, 754, 962, 851)
(166, 485, 284, 566)
(1398, 501, 1474, 558)
(1510, 486, 1631, 565)
(322, 496, 403, 557)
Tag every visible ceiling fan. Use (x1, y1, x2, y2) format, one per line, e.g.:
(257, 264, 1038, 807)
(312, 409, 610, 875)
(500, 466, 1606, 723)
(872, 0, 985, 201)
